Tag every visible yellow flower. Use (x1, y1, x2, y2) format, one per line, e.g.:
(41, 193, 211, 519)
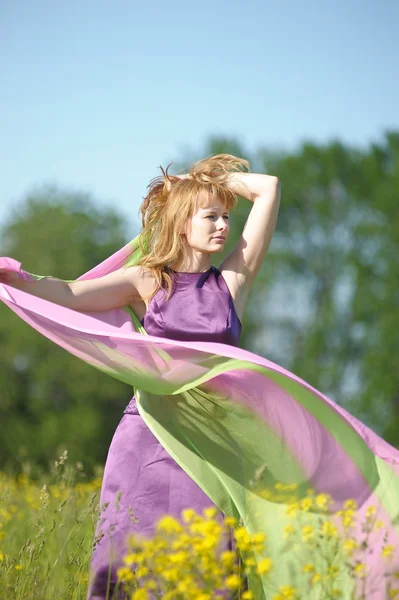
(225, 574, 241, 590)
(124, 552, 144, 566)
(339, 509, 356, 528)
(275, 585, 297, 599)
(283, 525, 295, 539)
(366, 505, 377, 518)
(251, 532, 267, 545)
(374, 519, 385, 531)
(285, 502, 299, 517)
(234, 526, 252, 551)
(242, 592, 254, 599)
(354, 563, 366, 578)
(343, 538, 359, 556)
(300, 497, 312, 512)
(117, 567, 133, 582)
(311, 573, 322, 585)
(15, 564, 23, 570)
(344, 499, 358, 510)
(315, 493, 332, 510)
(131, 591, 149, 600)
(182, 508, 197, 523)
(301, 525, 314, 542)
(221, 551, 236, 566)
(136, 566, 149, 578)
(224, 516, 237, 527)
(0, 551, 4, 561)
(301, 563, 315, 573)
(162, 567, 180, 582)
(258, 557, 272, 575)
(169, 551, 188, 565)
(382, 544, 395, 558)
(203, 507, 218, 519)
(244, 557, 257, 568)
(144, 580, 157, 591)
(156, 515, 183, 534)
(321, 521, 338, 538)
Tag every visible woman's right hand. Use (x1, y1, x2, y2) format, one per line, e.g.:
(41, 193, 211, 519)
(0, 267, 21, 286)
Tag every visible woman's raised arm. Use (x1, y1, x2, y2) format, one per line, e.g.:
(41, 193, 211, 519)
(0, 265, 140, 312)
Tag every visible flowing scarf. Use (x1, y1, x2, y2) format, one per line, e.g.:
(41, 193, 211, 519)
(1, 234, 399, 599)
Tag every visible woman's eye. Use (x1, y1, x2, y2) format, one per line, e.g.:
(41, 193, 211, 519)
(206, 215, 229, 219)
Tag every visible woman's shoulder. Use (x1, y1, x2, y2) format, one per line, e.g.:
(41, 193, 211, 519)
(126, 265, 158, 299)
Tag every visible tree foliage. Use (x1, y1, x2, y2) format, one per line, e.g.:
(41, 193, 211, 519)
(0, 187, 134, 472)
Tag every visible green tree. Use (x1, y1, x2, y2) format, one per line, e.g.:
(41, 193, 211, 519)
(0, 186, 134, 473)
(187, 132, 399, 445)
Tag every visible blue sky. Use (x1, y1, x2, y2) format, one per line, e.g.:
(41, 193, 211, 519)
(1, 0, 398, 234)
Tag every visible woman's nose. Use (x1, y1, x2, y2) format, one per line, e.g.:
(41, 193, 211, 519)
(217, 218, 228, 230)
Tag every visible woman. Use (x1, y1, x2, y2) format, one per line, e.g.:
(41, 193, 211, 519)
(1, 154, 399, 600)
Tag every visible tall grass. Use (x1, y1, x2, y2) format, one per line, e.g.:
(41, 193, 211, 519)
(0, 451, 101, 599)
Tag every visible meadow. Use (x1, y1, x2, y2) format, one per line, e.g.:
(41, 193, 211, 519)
(1, 451, 399, 600)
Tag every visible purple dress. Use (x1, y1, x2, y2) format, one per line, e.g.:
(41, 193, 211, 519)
(88, 266, 242, 599)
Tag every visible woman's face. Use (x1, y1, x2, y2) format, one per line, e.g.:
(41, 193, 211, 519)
(183, 196, 230, 254)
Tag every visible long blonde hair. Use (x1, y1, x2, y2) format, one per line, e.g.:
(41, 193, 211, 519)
(136, 153, 249, 300)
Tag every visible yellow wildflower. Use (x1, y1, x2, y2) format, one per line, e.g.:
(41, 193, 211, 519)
(283, 524, 295, 539)
(242, 592, 254, 599)
(0, 551, 4, 561)
(354, 563, 366, 578)
(244, 557, 257, 568)
(301, 563, 315, 573)
(311, 573, 322, 585)
(315, 493, 332, 510)
(162, 567, 180, 582)
(203, 507, 218, 519)
(131, 591, 149, 600)
(169, 551, 188, 564)
(224, 516, 237, 527)
(321, 520, 338, 538)
(343, 538, 358, 556)
(144, 580, 157, 591)
(15, 564, 23, 570)
(221, 550, 236, 566)
(136, 566, 149, 578)
(300, 497, 312, 511)
(250, 532, 267, 545)
(285, 502, 299, 517)
(382, 544, 395, 559)
(344, 499, 358, 510)
(156, 515, 183, 534)
(258, 557, 272, 575)
(117, 567, 133, 582)
(225, 574, 241, 589)
(275, 585, 297, 599)
(182, 508, 197, 523)
(301, 525, 314, 542)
